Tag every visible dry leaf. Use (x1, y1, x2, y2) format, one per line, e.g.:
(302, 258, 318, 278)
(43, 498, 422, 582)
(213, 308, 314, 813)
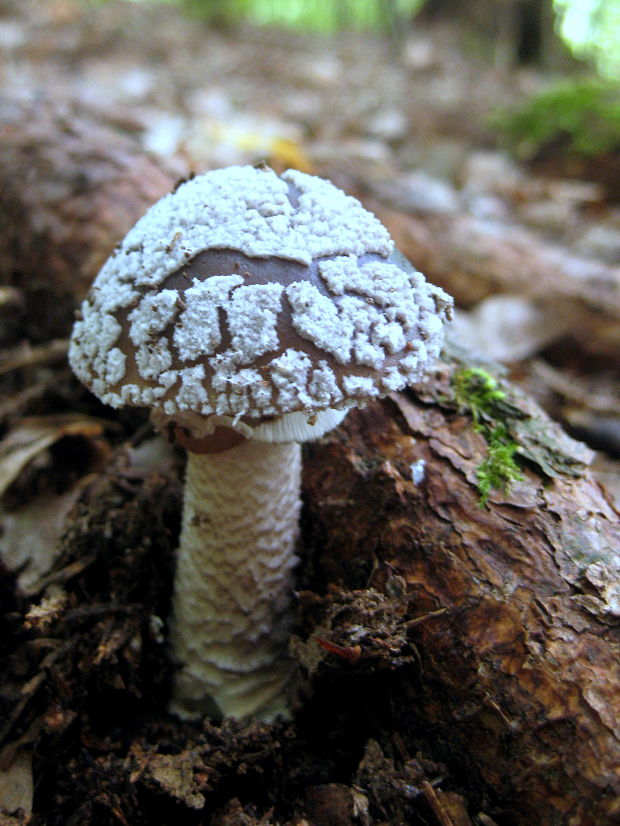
(0, 750, 33, 818)
(1, 483, 88, 591)
(0, 414, 106, 498)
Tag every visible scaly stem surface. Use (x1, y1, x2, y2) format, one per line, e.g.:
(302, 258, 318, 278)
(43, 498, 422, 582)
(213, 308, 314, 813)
(169, 440, 301, 721)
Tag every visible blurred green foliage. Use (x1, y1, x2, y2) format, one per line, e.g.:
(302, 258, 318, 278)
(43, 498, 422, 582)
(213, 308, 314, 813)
(89, 1, 620, 77)
(554, 0, 620, 78)
(493, 78, 620, 160)
(180, 0, 422, 31)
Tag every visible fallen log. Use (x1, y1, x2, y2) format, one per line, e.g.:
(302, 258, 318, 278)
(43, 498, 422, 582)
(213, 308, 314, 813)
(1, 96, 620, 824)
(301, 360, 620, 825)
(0, 96, 186, 341)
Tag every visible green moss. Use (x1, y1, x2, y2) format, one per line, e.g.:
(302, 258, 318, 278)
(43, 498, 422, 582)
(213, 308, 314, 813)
(452, 367, 507, 424)
(475, 424, 524, 507)
(492, 78, 620, 161)
(452, 368, 523, 507)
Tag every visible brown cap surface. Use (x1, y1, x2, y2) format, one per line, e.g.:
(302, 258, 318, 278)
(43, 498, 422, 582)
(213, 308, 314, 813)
(69, 166, 453, 438)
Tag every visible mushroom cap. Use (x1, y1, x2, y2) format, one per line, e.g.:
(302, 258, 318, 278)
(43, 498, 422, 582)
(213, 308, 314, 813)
(69, 165, 452, 440)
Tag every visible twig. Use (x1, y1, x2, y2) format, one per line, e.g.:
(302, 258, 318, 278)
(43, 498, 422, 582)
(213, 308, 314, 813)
(0, 339, 69, 376)
(422, 780, 454, 826)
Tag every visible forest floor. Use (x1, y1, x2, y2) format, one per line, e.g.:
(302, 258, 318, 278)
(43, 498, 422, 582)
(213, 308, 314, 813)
(1, 1, 620, 824)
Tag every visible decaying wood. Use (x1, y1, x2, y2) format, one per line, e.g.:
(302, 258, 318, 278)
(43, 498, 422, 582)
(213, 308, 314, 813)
(2, 97, 620, 824)
(302, 372, 620, 826)
(0, 97, 187, 341)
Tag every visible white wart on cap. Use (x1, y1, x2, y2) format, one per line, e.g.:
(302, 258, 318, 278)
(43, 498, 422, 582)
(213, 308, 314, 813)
(69, 165, 453, 439)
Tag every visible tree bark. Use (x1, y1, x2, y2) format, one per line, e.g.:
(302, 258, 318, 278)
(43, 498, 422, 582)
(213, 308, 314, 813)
(303, 365, 620, 825)
(2, 96, 620, 824)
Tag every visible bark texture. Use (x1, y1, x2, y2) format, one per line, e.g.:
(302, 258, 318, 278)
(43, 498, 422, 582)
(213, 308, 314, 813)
(302, 361, 620, 826)
(0, 97, 187, 341)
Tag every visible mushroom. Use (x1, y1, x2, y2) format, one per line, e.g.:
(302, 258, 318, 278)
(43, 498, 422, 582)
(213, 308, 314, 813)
(69, 165, 453, 721)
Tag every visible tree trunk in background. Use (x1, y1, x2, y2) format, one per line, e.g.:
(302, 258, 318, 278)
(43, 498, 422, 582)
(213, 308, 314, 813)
(416, 0, 564, 67)
(334, 0, 351, 31)
(416, 0, 454, 20)
(2, 94, 620, 824)
(380, 0, 407, 54)
(515, 0, 544, 63)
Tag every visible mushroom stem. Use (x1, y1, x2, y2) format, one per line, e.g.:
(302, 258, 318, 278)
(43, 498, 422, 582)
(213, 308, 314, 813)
(169, 439, 301, 721)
